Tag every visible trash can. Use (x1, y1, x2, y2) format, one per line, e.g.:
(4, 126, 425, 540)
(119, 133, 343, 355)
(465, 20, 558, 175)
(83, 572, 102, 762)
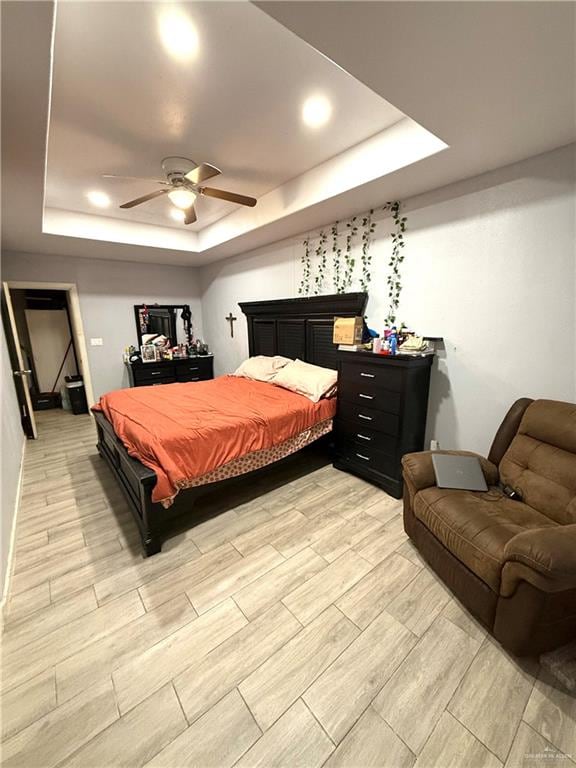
(66, 380, 88, 415)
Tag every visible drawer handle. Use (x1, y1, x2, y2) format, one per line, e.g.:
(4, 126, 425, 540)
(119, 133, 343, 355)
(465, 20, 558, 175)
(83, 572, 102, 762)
(151, 371, 162, 376)
(356, 453, 371, 461)
(357, 433, 372, 441)
(358, 414, 372, 421)
(188, 366, 199, 371)
(360, 372, 375, 378)
(359, 393, 373, 400)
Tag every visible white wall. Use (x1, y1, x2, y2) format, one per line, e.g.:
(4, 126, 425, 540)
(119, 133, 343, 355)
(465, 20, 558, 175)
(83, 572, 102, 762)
(1, 253, 204, 400)
(201, 144, 576, 455)
(1, 323, 25, 601)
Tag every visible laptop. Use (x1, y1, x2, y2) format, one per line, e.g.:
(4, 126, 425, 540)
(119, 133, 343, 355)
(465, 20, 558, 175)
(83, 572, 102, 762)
(432, 454, 488, 492)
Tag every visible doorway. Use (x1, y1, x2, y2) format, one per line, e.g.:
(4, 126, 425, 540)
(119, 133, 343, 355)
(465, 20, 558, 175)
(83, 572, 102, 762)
(2, 281, 95, 439)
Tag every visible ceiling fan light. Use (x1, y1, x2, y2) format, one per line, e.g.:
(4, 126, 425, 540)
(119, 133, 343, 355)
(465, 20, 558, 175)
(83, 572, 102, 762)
(168, 189, 196, 209)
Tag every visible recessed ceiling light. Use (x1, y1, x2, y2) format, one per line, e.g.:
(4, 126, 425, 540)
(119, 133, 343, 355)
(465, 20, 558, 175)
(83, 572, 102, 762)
(158, 8, 199, 63)
(168, 188, 196, 209)
(302, 95, 332, 128)
(170, 208, 186, 223)
(86, 190, 111, 208)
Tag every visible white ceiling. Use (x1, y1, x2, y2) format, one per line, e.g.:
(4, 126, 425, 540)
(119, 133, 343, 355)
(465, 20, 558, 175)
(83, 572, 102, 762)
(1, 1, 574, 267)
(46, 1, 405, 233)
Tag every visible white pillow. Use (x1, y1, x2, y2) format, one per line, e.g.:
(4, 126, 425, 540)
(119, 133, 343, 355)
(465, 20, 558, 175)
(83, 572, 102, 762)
(232, 355, 292, 383)
(272, 359, 337, 402)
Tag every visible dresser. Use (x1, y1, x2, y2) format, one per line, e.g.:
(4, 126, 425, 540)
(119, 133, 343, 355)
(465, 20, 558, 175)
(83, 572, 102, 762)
(334, 350, 433, 498)
(126, 355, 214, 387)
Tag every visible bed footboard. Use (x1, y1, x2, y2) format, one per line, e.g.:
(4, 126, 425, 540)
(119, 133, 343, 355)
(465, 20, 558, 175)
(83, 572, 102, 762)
(95, 411, 166, 556)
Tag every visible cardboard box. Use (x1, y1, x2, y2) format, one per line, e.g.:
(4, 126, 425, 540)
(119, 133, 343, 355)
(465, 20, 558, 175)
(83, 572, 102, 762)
(333, 316, 363, 344)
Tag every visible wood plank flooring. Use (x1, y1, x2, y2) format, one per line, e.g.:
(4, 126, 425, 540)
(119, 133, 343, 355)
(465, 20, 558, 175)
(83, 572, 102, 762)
(2, 409, 574, 767)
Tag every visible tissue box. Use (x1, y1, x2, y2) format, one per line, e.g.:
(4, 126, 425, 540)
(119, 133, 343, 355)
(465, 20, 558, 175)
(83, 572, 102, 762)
(333, 316, 363, 345)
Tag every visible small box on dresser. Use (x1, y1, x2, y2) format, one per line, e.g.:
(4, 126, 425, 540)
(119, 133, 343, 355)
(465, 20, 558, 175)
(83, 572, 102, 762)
(126, 355, 214, 387)
(334, 350, 433, 498)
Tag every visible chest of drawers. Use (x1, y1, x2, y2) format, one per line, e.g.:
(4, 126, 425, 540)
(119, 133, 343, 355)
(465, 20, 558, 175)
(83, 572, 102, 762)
(334, 351, 433, 498)
(126, 356, 214, 387)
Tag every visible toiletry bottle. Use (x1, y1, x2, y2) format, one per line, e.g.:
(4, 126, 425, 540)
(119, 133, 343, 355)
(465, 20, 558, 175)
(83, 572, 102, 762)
(390, 328, 398, 355)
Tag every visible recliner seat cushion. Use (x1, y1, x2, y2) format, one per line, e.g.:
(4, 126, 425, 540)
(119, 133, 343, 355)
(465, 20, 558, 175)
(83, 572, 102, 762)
(413, 487, 558, 592)
(499, 400, 576, 525)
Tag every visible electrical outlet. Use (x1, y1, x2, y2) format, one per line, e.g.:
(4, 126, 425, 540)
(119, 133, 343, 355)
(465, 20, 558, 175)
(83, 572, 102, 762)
(430, 439, 440, 451)
(90, 338, 103, 346)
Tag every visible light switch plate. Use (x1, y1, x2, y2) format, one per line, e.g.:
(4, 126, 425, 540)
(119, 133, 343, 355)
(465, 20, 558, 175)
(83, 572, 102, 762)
(90, 338, 103, 346)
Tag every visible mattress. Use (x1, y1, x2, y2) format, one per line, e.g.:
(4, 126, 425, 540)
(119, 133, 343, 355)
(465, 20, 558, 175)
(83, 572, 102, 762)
(93, 375, 336, 506)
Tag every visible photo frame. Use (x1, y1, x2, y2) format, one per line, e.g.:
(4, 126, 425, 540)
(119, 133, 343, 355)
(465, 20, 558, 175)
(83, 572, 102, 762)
(141, 344, 159, 363)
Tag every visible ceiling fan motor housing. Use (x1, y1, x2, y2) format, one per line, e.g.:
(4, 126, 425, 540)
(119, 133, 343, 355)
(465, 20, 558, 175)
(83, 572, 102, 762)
(161, 156, 198, 179)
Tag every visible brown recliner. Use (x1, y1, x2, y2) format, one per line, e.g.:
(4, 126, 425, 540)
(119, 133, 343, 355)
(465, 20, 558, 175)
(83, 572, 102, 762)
(402, 398, 576, 656)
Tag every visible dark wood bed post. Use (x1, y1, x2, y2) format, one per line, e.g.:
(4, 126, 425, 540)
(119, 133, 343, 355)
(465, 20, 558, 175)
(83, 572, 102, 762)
(95, 292, 368, 557)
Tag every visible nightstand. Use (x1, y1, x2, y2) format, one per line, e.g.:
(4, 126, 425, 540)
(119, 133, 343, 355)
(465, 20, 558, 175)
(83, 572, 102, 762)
(333, 350, 433, 498)
(126, 355, 214, 387)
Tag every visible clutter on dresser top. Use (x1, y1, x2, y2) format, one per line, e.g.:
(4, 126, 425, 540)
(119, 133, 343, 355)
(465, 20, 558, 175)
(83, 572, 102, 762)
(333, 315, 441, 357)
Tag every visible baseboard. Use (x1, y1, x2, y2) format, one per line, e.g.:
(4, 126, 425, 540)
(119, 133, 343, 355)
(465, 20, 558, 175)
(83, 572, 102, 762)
(0, 436, 26, 618)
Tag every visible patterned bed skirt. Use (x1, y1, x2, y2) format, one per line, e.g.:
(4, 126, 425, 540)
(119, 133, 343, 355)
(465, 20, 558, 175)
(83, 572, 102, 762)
(166, 417, 333, 505)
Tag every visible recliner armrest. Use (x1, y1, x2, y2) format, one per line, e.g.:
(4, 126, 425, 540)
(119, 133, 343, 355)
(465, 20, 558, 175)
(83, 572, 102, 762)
(401, 450, 499, 493)
(502, 525, 576, 593)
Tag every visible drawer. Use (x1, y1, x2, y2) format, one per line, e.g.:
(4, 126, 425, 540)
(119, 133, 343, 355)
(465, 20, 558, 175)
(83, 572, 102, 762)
(336, 437, 398, 479)
(336, 419, 397, 457)
(176, 364, 211, 382)
(339, 379, 402, 413)
(134, 365, 176, 383)
(340, 361, 403, 392)
(337, 401, 400, 437)
(135, 375, 175, 386)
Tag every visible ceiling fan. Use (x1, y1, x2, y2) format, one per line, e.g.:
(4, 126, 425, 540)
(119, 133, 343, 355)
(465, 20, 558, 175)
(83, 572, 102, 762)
(103, 156, 257, 225)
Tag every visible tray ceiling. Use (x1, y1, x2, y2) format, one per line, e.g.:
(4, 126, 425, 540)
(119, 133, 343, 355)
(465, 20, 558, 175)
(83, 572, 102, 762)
(42, 1, 445, 256)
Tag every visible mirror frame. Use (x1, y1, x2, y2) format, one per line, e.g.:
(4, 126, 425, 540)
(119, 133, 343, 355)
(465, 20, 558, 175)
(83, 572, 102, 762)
(133, 304, 192, 348)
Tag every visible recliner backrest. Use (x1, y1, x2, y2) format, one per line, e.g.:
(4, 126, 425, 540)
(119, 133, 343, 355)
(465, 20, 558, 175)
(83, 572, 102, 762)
(499, 399, 576, 525)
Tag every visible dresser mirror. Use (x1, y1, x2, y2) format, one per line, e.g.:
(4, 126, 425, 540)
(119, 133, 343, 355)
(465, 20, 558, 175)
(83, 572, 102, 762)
(134, 304, 192, 348)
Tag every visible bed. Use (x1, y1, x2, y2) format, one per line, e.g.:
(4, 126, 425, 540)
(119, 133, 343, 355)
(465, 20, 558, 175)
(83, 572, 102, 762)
(94, 292, 367, 556)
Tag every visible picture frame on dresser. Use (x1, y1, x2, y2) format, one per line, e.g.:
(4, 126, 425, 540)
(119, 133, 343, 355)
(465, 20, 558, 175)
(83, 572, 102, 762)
(140, 344, 159, 363)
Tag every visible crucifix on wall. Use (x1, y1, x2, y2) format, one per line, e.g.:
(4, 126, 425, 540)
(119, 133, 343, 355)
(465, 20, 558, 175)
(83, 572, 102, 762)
(225, 312, 237, 338)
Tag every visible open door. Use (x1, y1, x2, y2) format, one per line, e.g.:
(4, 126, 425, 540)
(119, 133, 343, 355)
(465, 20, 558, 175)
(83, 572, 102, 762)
(2, 282, 37, 438)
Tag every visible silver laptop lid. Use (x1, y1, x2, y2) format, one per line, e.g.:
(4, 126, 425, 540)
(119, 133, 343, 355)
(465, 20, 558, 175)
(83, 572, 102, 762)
(431, 454, 488, 492)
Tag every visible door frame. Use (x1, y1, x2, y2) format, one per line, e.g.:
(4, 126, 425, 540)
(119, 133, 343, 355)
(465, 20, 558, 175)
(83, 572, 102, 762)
(5, 281, 96, 411)
(2, 282, 38, 438)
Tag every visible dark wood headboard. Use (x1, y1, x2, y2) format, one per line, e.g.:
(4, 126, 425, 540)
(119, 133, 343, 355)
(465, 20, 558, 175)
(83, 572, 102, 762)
(239, 293, 368, 370)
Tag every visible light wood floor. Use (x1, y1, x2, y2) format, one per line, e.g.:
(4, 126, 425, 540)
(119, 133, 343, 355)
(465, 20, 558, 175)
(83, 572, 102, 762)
(2, 409, 575, 768)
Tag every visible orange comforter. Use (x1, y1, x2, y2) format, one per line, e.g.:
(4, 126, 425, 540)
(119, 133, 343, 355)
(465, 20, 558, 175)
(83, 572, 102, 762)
(93, 376, 336, 505)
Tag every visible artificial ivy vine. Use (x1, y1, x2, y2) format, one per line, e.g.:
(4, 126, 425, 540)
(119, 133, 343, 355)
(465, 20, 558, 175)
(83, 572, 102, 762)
(298, 237, 311, 295)
(297, 201, 407, 316)
(332, 222, 344, 294)
(383, 201, 407, 325)
(360, 209, 376, 292)
(313, 230, 329, 295)
(343, 216, 358, 290)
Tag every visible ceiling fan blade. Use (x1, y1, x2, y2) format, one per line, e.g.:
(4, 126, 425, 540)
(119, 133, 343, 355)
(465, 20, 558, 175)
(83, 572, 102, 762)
(103, 174, 168, 185)
(119, 188, 170, 208)
(185, 163, 221, 185)
(184, 205, 197, 225)
(201, 187, 257, 207)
